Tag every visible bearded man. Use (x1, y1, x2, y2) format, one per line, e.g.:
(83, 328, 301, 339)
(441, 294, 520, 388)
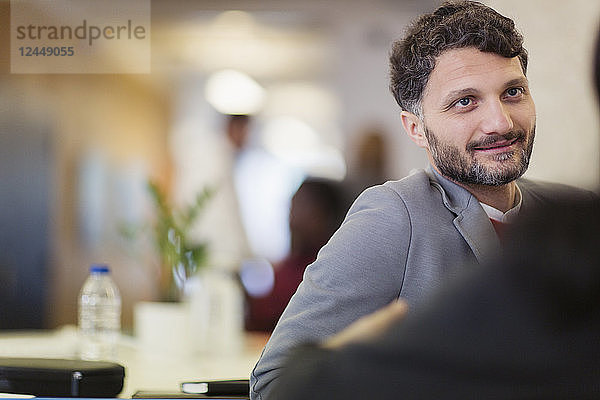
(250, 2, 596, 399)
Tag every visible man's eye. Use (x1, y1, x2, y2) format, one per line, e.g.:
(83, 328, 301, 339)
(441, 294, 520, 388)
(456, 97, 471, 107)
(506, 87, 523, 97)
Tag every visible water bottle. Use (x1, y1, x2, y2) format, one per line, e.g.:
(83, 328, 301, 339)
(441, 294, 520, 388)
(78, 264, 121, 361)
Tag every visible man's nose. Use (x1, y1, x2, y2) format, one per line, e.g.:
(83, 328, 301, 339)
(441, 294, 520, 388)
(479, 100, 514, 134)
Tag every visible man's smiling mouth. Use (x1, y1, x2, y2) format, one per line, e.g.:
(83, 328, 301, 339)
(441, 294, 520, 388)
(472, 137, 520, 152)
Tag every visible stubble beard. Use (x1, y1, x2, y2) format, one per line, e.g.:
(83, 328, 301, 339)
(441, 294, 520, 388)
(424, 125, 536, 186)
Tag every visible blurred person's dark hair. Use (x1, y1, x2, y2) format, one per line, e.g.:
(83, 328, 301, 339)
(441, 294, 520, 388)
(289, 178, 348, 256)
(389, 0, 528, 117)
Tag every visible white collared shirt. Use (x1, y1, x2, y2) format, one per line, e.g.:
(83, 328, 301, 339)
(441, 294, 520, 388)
(479, 184, 522, 223)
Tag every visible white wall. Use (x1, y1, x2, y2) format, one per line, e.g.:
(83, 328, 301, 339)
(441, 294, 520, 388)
(331, 4, 429, 181)
(486, 0, 600, 190)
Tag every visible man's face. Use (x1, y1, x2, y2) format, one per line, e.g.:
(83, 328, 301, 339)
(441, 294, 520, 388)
(408, 47, 536, 186)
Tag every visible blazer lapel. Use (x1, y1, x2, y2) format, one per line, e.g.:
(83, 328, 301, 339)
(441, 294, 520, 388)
(453, 202, 500, 264)
(427, 167, 501, 264)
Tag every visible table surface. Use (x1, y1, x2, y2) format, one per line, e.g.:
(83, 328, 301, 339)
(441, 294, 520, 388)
(0, 326, 269, 398)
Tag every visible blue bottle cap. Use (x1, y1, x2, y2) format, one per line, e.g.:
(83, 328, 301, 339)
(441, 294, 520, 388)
(90, 264, 110, 274)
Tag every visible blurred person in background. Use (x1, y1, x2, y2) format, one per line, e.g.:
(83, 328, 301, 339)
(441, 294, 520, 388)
(230, 114, 305, 264)
(196, 113, 301, 269)
(250, 2, 597, 398)
(343, 127, 390, 205)
(226, 114, 251, 152)
(244, 178, 347, 332)
(188, 113, 254, 270)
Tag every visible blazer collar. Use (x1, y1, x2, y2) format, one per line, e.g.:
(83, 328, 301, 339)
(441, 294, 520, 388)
(425, 165, 501, 264)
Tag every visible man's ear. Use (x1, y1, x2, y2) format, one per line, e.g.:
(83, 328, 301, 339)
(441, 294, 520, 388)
(400, 111, 428, 148)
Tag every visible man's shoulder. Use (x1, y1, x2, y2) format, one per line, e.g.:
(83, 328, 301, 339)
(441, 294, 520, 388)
(378, 169, 471, 214)
(518, 177, 598, 205)
(381, 169, 436, 196)
(349, 170, 438, 215)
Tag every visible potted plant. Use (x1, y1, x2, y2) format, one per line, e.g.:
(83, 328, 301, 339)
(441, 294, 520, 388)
(131, 181, 214, 354)
(146, 181, 213, 302)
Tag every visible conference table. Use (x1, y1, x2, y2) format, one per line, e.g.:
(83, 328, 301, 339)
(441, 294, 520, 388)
(0, 325, 269, 398)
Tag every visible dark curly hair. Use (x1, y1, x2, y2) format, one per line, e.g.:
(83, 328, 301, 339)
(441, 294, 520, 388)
(389, 1, 528, 116)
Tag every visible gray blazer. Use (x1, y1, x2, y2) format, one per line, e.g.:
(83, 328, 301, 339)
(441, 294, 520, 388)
(250, 167, 593, 400)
